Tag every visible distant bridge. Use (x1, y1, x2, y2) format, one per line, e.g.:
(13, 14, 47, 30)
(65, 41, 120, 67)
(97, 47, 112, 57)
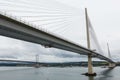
(0, 59, 35, 64)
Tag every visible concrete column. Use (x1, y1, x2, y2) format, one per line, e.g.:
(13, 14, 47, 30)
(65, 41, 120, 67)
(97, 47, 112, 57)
(84, 8, 96, 76)
(88, 55, 93, 74)
(108, 63, 116, 68)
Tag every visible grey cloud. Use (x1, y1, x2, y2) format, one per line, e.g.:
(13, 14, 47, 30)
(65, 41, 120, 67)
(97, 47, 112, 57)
(0, 37, 85, 60)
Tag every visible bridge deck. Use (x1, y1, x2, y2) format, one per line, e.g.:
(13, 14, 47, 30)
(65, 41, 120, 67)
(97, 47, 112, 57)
(0, 13, 114, 63)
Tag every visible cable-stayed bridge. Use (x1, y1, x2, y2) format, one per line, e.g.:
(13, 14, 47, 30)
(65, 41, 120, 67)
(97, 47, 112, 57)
(0, 0, 115, 76)
(0, 13, 114, 62)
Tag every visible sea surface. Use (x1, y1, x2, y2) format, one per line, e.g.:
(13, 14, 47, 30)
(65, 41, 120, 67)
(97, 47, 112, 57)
(0, 66, 119, 80)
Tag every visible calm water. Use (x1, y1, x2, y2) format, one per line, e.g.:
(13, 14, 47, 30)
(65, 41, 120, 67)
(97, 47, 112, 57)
(0, 66, 119, 80)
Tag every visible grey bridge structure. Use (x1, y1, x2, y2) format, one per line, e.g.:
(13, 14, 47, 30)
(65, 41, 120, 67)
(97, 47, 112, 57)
(0, 13, 114, 62)
(0, 9, 115, 76)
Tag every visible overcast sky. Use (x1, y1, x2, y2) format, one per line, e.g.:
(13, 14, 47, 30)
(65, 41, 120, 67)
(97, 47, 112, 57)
(0, 0, 120, 62)
(56, 0, 120, 61)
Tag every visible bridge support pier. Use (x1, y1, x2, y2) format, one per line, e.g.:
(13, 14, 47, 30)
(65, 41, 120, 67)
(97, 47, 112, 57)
(82, 54, 96, 76)
(88, 55, 93, 74)
(108, 63, 116, 68)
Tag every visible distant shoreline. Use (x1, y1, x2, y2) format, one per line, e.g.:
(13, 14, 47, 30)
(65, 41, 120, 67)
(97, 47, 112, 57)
(0, 61, 119, 67)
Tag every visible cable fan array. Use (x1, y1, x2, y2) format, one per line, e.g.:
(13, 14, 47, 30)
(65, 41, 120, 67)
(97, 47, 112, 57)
(0, 0, 81, 39)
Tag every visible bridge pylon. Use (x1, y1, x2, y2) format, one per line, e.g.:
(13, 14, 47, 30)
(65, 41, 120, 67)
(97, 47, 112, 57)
(82, 8, 96, 76)
(108, 63, 116, 68)
(107, 43, 116, 68)
(34, 54, 40, 68)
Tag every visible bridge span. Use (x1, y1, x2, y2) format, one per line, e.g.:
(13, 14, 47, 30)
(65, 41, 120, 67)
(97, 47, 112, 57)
(0, 12, 115, 76)
(0, 13, 114, 63)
